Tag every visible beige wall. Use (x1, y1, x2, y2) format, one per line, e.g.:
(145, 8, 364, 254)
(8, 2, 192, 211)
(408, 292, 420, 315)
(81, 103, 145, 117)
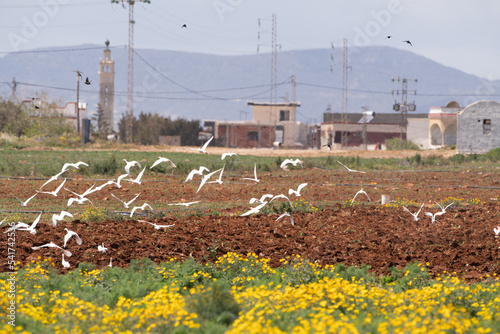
(407, 118, 430, 149)
(252, 104, 297, 124)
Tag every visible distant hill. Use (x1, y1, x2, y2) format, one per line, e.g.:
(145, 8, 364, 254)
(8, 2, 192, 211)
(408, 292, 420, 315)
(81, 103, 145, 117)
(1, 44, 499, 130)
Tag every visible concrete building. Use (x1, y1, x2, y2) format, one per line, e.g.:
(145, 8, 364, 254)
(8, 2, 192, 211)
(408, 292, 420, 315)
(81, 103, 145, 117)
(320, 112, 428, 150)
(428, 101, 461, 148)
(457, 100, 500, 154)
(203, 120, 276, 148)
(55, 102, 88, 130)
(248, 101, 306, 147)
(98, 40, 115, 133)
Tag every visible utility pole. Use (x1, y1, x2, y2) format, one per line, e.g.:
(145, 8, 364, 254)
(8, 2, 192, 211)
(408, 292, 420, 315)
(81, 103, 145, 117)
(10, 77, 17, 98)
(392, 77, 417, 149)
(111, 0, 151, 143)
(291, 74, 296, 103)
(74, 70, 82, 134)
(361, 105, 369, 150)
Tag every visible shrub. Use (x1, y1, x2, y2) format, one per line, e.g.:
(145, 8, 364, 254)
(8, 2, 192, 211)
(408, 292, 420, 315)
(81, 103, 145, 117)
(92, 155, 118, 175)
(385, 138, 421, 150)
(184, 281, 240, 325)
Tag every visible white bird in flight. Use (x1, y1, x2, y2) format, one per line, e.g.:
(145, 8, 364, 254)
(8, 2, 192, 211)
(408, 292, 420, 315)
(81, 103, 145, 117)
(139, 220, 175, 230)
(150, 157, 176, 169)
(494, 226, 500, 236)
(109, 174, 129, 189)
(123, 159, 142, 177)
(40, 170, 66, 189)
(97, 243, 108, 253)
(337, 161, 366, 173)
(249, 194, 273, 205)
(350, 188, 371, 203)
(31, 242, 72, 257)
(207, 165, 225, 185)
(402, 203, 425, 222)
(52, 210, 73, 227)
(12, 192, 38, 207)
(61, 161, 89, 173)
(242, 163, 260, 183)
(111, 193, 141, 208)
(67, 197, 93, 207)
(63, 228, 82, 248)
(270, 194, 293, 207)
(435, 201, 454, 213)
(288, 183, 308, 197)
(168, 201, 201, 207)
(280, 158, 303, 170)
(125, 167, 146, 185)
(130, 203, 153, 217)
(37, 178, 67, 197)
(240, 202, 267, 217)
(196, 168, 223, 193)
(276, 212, 295, 226)
(62, 254, 70, 268)
(221, 152, 238, 160)
(7, 213, 42, 234)
(185, 166, 209, 182)
(92, 180, 115, 192)
(64, 184, 96, 200)
(190, 136, 213, 154)
(424, 210, 446, 223)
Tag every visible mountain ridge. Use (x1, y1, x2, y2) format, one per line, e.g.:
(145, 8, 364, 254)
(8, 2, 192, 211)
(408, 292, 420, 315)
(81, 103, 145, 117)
(1, 44, 499, 128)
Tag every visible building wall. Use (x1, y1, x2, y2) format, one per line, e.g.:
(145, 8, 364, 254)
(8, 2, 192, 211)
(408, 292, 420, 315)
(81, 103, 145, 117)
(55, 102, 87, 130)
(320, 122, 402, 149)
(251, 103, 298, 124)
(248, 102, 305, 146)
(407, 118, 430, 149)
(457, 100, 500, 154)
(428, 104, 460, 147)
(215, 122, 275, 148)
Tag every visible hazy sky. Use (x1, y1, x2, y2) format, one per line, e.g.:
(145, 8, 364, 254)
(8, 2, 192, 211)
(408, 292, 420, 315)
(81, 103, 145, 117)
(1, 0, 500, 80)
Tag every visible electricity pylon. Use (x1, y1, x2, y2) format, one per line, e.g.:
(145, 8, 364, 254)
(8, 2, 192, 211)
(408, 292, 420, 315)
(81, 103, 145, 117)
(111, 0, 151, 143)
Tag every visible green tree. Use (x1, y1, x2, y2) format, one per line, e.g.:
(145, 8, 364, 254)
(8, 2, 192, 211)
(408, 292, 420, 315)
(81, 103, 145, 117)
(91, 104, 111, 140)
(117, 112, 201, 145)
(0, 96, 76, 139)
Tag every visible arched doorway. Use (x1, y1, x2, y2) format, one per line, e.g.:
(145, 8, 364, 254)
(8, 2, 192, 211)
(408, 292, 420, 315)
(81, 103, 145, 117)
(430, 124, 442, 145)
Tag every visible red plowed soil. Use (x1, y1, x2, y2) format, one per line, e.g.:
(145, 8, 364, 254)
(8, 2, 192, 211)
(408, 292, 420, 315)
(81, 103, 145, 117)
(1, 158, 500, 282)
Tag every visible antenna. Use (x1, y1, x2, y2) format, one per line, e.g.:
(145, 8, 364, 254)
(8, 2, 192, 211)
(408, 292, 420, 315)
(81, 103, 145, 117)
(257, 13, 280, 124)
(111, 0, 151, 143)
(392, 77, 417, 149)
(341, 38, 351, 147)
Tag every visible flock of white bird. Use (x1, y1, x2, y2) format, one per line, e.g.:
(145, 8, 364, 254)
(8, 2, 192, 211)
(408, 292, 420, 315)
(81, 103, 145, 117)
(4, 136, 496, 269)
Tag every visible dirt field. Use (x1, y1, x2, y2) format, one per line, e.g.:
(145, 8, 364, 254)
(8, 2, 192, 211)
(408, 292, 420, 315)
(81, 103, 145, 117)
(1, 148, 499, 282)
(80, 143, 458, 159)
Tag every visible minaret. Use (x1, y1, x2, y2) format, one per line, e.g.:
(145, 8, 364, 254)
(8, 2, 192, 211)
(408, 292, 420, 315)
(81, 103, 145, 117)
(98, 40, 115, 133)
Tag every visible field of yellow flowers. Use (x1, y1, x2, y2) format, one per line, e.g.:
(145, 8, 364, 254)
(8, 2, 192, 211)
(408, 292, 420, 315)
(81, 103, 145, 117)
(1, 253, 499, 334)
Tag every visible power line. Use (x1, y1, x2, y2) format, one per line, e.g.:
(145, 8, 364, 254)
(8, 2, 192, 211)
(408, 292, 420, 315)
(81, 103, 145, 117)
(295, 81, 500, 97)
(134, 49, 292, 101)
(0, 45, 127, 55)
(0, 2, 103, 8)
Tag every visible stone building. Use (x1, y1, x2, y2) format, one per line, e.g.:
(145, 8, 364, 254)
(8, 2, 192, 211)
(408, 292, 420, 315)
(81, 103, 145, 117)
(320, 112, 428, 150)
(428, 101, 461, 148)
(98, 40, 115, 133)
(457, 100, 500, 154)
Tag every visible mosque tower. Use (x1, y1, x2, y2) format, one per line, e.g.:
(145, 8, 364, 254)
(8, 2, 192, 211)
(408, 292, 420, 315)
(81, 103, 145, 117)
(98, 40, 115, 133)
